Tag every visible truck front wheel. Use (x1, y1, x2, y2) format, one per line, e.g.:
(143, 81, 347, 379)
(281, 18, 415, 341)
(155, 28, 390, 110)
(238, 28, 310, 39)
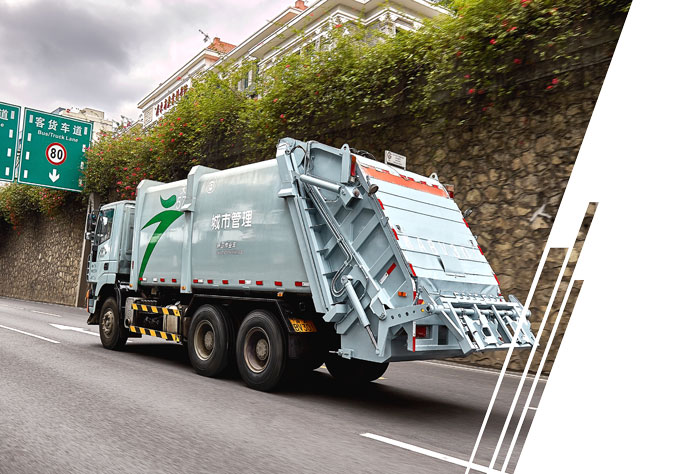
(188, 305, 236, 378)
(99, 297, 128, 350)
(236, 310, 287, 391)
(325, 355, 389, 384)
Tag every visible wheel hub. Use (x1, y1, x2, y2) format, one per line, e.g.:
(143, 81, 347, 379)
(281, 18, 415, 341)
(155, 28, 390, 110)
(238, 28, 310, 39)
(255, 339, 269, 361)
(244, 327, 270, 374)
(194, 320, 216, 361)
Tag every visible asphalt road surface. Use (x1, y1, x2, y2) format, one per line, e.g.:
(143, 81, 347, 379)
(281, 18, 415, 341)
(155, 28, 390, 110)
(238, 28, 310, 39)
(0, 296, 545, 474)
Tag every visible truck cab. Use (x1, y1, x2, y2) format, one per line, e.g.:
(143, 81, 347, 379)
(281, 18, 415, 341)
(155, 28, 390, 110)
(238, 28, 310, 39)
(86, 201, 135, 316)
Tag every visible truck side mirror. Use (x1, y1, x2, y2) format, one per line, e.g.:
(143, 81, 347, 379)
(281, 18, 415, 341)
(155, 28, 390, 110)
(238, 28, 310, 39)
(86, 213, 97, 233)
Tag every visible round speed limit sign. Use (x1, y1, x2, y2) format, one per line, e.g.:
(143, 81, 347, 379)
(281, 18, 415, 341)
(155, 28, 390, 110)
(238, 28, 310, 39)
(46, 142, 67, 166)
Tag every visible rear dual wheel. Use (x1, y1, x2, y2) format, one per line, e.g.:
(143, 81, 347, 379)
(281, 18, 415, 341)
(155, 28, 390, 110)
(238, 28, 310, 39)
(236, 309, 287, 392)
(188, 305, 237, 377)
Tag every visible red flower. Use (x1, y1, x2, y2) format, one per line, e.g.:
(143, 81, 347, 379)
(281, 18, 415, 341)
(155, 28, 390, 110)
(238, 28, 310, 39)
(334, 24, 342, 28)
(508, 26, 518, 32)
(551, 78, 559, 85)
(468, 88, 475, 94)
(176, 117, 181, 121)
(456, 51, 462, 57)
(513, 58, 522, 65)
(273, 98, 278, 103)
(220, 118, 224, 122)
(117, 181, 122, 185)
(490, 38, 496, 45)
(546, 85, 553, 90)
(179, 132, 183, 136)
(149, 148, 153, 151)
(465, 74, 471, 79)
(280, 114, 285, 119)
(285, 65, 290, 68)
(171, 138, 175, 142)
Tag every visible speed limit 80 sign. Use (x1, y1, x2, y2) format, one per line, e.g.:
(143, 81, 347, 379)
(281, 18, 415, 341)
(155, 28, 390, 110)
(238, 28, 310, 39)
(18, 108, 92, 192)
(46, 143, 67, 166)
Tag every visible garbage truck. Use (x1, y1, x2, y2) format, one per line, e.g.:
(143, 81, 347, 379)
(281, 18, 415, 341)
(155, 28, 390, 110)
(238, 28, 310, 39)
(85, 138, 534, 391)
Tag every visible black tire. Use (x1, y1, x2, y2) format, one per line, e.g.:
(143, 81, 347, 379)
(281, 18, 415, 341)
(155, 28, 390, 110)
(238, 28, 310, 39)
(188, 305, 236, 377)
(99, 297, 128, 350)
(236, 309, 287, 391)
(325, 354, 389, 384)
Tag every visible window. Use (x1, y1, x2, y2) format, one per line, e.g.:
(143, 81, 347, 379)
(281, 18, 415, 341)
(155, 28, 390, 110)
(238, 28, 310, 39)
(95, 208, 115, 245)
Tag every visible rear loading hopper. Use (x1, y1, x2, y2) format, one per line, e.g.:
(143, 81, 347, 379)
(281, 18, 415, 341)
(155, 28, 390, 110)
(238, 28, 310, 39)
(276, 138, 534, 363)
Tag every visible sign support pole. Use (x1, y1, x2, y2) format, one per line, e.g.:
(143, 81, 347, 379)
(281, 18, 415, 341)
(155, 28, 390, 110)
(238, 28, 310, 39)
(75, 192, 99, 308)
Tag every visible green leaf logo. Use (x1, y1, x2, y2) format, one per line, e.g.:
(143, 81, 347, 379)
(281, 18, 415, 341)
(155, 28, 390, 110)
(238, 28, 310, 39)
(138, 195, 183, 280)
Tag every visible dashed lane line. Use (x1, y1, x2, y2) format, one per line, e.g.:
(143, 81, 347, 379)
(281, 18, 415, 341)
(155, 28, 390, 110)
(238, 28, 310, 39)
(0, 324, 60, 344)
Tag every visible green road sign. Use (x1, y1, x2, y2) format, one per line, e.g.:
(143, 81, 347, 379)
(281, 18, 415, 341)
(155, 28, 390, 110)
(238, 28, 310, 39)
(0, 101, 20, 182)
(19, 108, 92, 192)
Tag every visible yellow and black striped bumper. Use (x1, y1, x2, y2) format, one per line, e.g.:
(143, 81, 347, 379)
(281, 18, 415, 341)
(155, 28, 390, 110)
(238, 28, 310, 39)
(131, 303, 181, 317)
(129, 325, 181, 342)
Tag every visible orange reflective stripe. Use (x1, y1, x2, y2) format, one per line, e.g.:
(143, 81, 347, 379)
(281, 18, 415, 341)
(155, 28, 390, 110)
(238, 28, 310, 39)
(360, 166, 449, 198)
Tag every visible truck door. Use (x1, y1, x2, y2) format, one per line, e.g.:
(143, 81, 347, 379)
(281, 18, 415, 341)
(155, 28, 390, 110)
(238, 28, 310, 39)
(88, 208, 115, 282)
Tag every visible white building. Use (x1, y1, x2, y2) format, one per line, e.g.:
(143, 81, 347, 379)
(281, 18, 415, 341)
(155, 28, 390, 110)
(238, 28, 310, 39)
(137, 0, 447, 126)
(52, 107, 114, 141)
(137, 37, 236, 128)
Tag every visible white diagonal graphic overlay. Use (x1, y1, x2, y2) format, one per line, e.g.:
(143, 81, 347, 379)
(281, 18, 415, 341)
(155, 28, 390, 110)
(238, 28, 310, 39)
(464, 245, 551, 474)
(500, 276, 579, 472)
(487, 247, 573, 472)
(360, 433, 505, 474)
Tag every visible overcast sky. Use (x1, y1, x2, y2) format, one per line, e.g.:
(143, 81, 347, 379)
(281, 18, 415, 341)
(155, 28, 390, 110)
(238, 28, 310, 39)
(0, 0, 298, 122)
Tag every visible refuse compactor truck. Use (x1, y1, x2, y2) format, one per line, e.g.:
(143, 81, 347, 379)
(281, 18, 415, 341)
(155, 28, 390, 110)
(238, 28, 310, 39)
(85, 138, 534, 391)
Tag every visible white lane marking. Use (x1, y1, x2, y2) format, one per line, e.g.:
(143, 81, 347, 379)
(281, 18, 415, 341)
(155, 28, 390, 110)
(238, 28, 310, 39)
(417, 360, 548, 381)
(360, 433, 506, 474)
(32, 310, 61, 318)
(0, 324, 60, 344)
(49, 323, 98, 336)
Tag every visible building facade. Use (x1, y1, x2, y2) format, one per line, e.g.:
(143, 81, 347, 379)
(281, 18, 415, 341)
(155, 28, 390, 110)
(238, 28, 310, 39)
(52, 107, 114, 141)
(137, 0, 446, 126)
(137, 37, 236, 128)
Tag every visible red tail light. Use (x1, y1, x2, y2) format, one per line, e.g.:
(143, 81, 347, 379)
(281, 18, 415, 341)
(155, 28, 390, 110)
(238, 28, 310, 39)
(415, 325, 428, 338)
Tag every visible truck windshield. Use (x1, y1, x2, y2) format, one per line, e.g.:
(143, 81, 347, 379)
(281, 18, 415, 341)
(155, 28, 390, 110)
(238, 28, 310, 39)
(95, 209, 114, 245)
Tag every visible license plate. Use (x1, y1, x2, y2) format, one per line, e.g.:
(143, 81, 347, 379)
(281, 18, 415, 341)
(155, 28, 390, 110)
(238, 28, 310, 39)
(289, 318, 317, 333)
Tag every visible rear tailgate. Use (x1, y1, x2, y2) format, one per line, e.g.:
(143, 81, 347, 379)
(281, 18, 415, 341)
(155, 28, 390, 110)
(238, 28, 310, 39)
(359, 160, 499, 296)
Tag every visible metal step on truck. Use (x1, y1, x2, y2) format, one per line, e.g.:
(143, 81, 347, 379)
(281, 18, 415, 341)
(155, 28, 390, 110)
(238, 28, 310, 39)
(85, 138, 534, 391)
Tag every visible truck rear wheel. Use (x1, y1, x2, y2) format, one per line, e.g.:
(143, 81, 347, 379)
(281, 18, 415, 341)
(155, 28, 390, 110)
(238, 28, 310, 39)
(188, 305, 236, 377)
(99, 297, 128, 350)
(236, 310, 287, 391)
(325, 355, 389, 384)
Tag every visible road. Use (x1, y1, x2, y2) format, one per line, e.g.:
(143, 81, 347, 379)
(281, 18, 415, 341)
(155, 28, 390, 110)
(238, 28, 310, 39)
(0, 296, 544, 474)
